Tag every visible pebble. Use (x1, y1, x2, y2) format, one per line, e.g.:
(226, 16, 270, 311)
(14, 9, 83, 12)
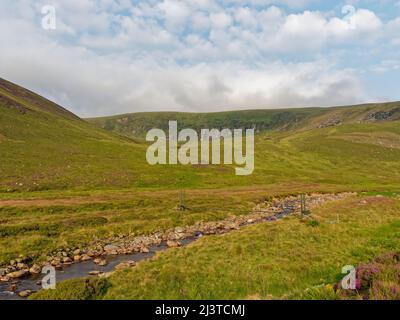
(18, 290, 33, 298)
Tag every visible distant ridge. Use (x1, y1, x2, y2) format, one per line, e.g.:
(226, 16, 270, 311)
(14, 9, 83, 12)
(87, 101, 400, 138)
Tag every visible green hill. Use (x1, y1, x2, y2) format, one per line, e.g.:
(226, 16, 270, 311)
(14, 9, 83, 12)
(1, 77, 400, 193)
(87, 102, 400, 138)
(0, 78, 148, 192)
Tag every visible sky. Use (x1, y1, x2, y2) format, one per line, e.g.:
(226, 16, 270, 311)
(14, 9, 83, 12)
(0, 0, 400, 117)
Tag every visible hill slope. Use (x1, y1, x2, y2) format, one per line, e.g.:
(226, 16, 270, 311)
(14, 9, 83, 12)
(1, 78, 400, 193)
(87, 102, 400, 138)
(0, 78, 79, 121)
(0, 78, 150, 192)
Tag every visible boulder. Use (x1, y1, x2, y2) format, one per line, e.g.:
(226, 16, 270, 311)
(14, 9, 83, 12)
(29, 264, 41, 275)
(73, 255, 81, 262)
(104, 244, 119, 252)
(115, 260, 136, 270)
(94, 258, 107, 266)
(62, 257, 72, 263)
(7, 284, 17, 292)
(0, 268, 7, 277)
(16, 262, 28, 270)
(98, 260, 108, 266)
(18, 290, 33, 298)
(166, 240, 181, 248)
(81, 254, 91, 261)
(8, 270, 28, 279)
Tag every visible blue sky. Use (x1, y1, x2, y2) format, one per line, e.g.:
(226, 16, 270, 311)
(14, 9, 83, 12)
(1, 0, 399, 117)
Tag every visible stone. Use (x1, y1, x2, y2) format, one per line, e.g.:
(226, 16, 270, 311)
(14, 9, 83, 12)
(17, 262, 28, 270)
(88, 270, 102, 276)
(98, 260, 108, 266)
(104, 244, 119, 252)
(0, 268, 6, 277)
(94, 258, 107, 266)
(18, 290, 33, 298)
(115, 260, 136, 270)
(73, 249, 81, 255)
(87, 250, 96, 257)
(175, 227, 184, 233)
(166, 240, 181, 248)
(140, 247, 150, 253)
(81, 254, 91, 261)
(62, 257, 72, 263)
(51, 259, 61, 267)
(0, 276, 10, 282)
(7, 284, 17, 292)
(29, 264, 41, 275)
(8, 270, 28, 279)
(73, 255, 81, 262)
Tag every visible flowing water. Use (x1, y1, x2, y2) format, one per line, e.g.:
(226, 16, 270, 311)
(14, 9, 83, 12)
(0, 197, 302, 300)
(0, 236, 200, 300)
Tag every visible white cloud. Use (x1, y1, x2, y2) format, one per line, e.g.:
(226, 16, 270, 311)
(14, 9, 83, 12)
(0, 0, 397, 117)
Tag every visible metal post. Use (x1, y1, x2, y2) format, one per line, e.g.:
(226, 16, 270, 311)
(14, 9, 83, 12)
(179, 190, 185, 211)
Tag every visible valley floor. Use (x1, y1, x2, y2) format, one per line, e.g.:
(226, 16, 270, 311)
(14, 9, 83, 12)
(0, 188, 398, 300)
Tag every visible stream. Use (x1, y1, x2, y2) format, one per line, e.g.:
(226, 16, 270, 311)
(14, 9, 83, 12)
(0, 236, 200, 300)
(0, 196, 304, 300)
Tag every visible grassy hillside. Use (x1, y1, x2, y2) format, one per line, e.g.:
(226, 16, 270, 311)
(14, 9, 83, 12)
(0, 78, 212, 192)
(87, 102, 400, 139)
